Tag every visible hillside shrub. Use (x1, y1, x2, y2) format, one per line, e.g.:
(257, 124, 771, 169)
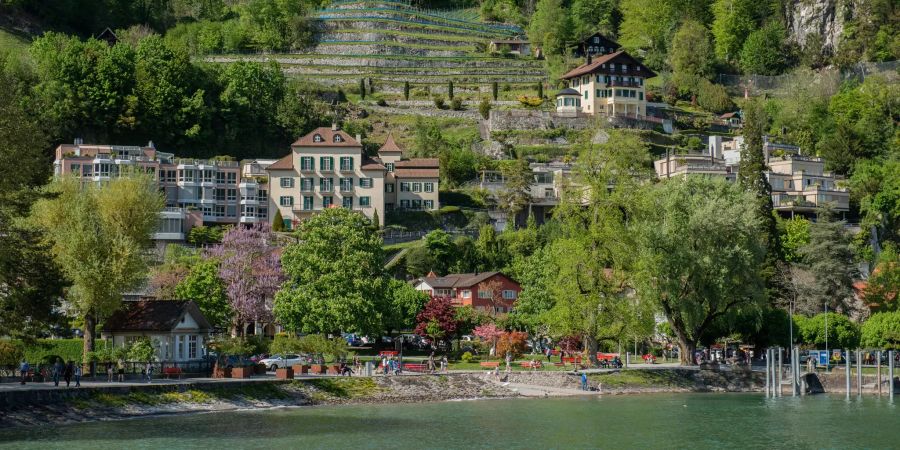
(479, 98, 491, 119)
(403, 81, 410, 100)
(376, 99, 388, 107)
(697, 80, 734, 114)
(450, 98, 463, 110)
(492, 82, 498, 100)
(433, 95, 446, 109)
(517, 95, 543, 108)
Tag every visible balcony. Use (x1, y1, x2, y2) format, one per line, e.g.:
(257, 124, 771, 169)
(606, 79, 641, 88)
(240, 196, 260, 205)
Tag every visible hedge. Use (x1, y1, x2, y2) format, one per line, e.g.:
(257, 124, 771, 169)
(16, 339, 107, 364)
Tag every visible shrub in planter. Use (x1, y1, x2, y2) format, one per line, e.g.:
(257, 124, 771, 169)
(255, 363, 267, 375)
(275, 367, 294, 380)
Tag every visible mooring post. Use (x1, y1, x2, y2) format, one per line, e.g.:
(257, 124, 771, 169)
(889, 350, 895, 398)
(775, 347, 784, 397)
(845, 349, 851, 399)
(856, 350, 863, 396)
(793, 346, 799, 396)
(625, 352, 629, 368)
(765, 348, 771, 397)
(877, 350, 882, 396)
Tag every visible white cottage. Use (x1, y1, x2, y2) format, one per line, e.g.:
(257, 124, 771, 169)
(101, 300, 213, 361)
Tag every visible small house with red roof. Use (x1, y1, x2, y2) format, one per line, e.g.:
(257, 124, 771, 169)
(412, 271, 521, 313)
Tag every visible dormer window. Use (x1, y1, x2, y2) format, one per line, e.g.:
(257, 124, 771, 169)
(313, 134, 323, 143)
(593, 37, 599, 43)
(333, 134, 343, 143)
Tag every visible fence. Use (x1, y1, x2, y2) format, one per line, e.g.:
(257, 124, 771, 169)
(0, 360, 215, 381)
(381, 228, 478, 244)
(715, 60, 898, 97)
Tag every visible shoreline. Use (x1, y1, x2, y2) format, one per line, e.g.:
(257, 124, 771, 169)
(0, 369, 768, 429)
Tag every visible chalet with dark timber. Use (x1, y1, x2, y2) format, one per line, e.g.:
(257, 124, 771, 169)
(412, 271, 522, 313)
(559, 50, 656, 118)
(572, 32, 620, 58)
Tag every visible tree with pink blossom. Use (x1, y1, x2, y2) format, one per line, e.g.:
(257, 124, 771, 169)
(473, 322, 503, 357)
(208, 223, 283, 335)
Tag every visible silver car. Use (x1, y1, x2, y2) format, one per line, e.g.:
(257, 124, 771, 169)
(259, 354, 302, 371)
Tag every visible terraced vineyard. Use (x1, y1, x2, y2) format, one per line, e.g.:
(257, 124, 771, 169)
(211, 0, 548, 97)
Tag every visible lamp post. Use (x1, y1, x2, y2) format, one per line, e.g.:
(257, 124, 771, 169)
(824, 302, 829, 371)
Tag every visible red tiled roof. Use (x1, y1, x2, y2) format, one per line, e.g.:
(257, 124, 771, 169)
(395, 168, 439, 178)
(292, 127, 361, 147)
(378, 134, 403, 153)
(396, 158, 439, 168)
(361, 158, 386, 170)
(560, 50, 657, 79)
(266, 154, 293, 170)
(418, 272, 519, 289)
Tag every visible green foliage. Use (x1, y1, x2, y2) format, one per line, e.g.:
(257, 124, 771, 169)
(20, 339, 102, 364)
(0, 340, 25, 365)
(384, 278, 430, 333)
(209, 336, 268, 357)
(404, 81, 410, 100)
(461, 351, 475, 363)
(174, 258, 233, 329)
(620, 0, 706, 70)
(778, 217, 811, 263)
(796, 209, 857, 314)
(272, 209, 285, 232)
(527, 0, 572, 56)
(740, 23, 788, 75)
(127, 338, 156, 362)
(860, 311, 900, 349)
(712, 0, 767, 63)
(433, 95, 445, 109)
(670, 20, 714, 96)
(864, 244, 900, 312)
(696, 80, 734, 114)
(492, 82, 499, 101)
(448, 80, 454, 100)
(187, 225, 227, 246)
(571, 0, 618, 38)
(479, 97, 492, 120)
(450, 97, 463, 110)
(275, 207, 387, 335)
(796, 313, 860, 349)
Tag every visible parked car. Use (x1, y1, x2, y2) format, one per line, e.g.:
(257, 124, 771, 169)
(259, 354, 302, 370)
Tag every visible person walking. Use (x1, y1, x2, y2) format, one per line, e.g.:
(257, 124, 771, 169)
(52, 358, 62, 387)
(106, 362, 113, 382)
(19, 359, 30, 385)
(144, 361, 153, 383)
(74, 363, 82, 388)
(546, 347, 552, 362)
(117, 359, 125, 382)
(64, 360, 74, 387)
(441, 355, 448, 373)
(581, 371, 588, 391)
(382, 356, 388, 375)
(505, 352, 512, 376)
(428, 351, 436, 374)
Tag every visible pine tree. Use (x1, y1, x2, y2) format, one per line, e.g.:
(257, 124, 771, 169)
(272, 209, 285, 232)
(368, 77, 375, 94)
(448, 81, 454, 100)
(492, 82, 499, 101)
(359, 79, 366, 100)
(537, 82, 543, 99)
(403, 81, 410, 100)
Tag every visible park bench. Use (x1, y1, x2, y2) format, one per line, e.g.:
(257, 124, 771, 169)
(562, 357, 582, 364)
(479, 362, 500, 369)
(379, 351, 398, 357)
(162, 367, 183, 379)
(520, 361, 542, 369)
(402, 363, 427, 372)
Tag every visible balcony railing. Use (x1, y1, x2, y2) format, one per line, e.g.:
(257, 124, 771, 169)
(606, 80, 642, 88)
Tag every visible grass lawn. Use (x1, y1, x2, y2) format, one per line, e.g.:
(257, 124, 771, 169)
(383, 239, 423, 252)
(0, 29, 28, 53)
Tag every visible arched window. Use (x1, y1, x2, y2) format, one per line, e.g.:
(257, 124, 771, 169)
(313, 134, 323, 143)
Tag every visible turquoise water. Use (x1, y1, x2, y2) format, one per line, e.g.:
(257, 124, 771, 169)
(1, 394, 898, 449)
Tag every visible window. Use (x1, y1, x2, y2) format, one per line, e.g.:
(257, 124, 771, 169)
(280, 177, 294, 188)
(424, 200, 434, 209)
(385, 183, 395, 193)
(300, 157, 314, 171)
(596, 89, 602, 97)
(301, 178, 314, 192)
(313, 134, 323, 143)
(258, 207, 267, 219)
(202, 170, 214, 183)
(584, 90, 588, 99)
(320, 177, 333, 192)
(424, 182, 434, 192)
(279, 196, 294, 207)
(303, 196, 313, 210)
(320, 157, 334, 171)
(610, 63, 615, 70)
(622, 64, 628, 72)
(227, 189, 237, 201)
(340, 178, 353, 192)
(188, 335, 198, 359)
(216, 172, 226, 183)
(71, 163, 81, 176)
(412, 199, 422, 209)
(215, 205, 225, 217)
(340, 157, 353, 171)
(359, 196, 371, 207)
(322, 196, 333, 208)
(215, 188, 226, 201)
(385, 163, 394, 172)
(258, 190, 268, 201)
(639, 92, 644, 101)
(503, 290, 518, 300)
(360, 178, 373, 188)
(593, 37, 599, 43)
(412, 183, 422, 193)
(478, 290, 491, 299)
(333, 134, 343, 143)
(400, 200, 410, 209)
(596, 75, 602, 83)
(400, 182, 410, 192)
(462, 290, 471, 299)
(342, 196, 353, 208)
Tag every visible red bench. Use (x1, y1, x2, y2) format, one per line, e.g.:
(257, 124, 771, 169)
(162, 367, 183, 379)
(520, 361, 542, 369)
(597, 353, 619, 361)
(402, 363, 427, 372)
(562, 357, 582, 364)
(479, 362, 500, 369)
(379, 351, 398, 357)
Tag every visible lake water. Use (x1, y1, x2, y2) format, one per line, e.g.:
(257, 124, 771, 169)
(1, 394, 898, 449)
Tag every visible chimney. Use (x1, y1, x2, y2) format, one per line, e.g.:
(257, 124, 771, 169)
(147, 140, 155, 149)
(356, 134, 362, 143)
(709, 135, 722, 159)
(587, 54, 592, 65)
(331, 122, 338, 131)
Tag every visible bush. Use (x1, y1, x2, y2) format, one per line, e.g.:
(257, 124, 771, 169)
(797, 313, 860, 349)
(376, 98, 387, 107)
(496, 331, 528, 359)
(128, 338, 156, 362)
(433, 95, 446, 109)
(492, 82, 498, 100)
(461, 351, 475, 363)
(450, 98, 463, 111)
(697, 80, 734, 114)
(517, 95, 543, 108)
(21, 339, 92, 364)
(403, 81, 410, 100)
(0, 340, 24, 366)
(479, 98, 491, 119)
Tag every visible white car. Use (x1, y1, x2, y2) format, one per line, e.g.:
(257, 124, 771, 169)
(259, 354, 302, 371)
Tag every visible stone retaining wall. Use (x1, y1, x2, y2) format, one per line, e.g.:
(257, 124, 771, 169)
(488, 109, 594, 131)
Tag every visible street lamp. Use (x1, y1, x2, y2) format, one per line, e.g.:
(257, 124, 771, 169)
(824, 302, 829, 371)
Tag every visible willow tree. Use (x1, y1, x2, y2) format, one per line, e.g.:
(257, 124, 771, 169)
(546, 131, 657, 364)
(630, 177, 767, 365)
(30, 172, 163, 361)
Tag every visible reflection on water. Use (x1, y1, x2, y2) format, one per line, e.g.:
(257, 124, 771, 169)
(1, 394, 898, 449)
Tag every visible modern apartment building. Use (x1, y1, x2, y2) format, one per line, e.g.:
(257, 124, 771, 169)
(53, 140, 269, 247)
(560, 50, 657, 118)
(653, 136, 849, 218)
(266, 127, 440, 230)
(475, 162, 574, 228)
